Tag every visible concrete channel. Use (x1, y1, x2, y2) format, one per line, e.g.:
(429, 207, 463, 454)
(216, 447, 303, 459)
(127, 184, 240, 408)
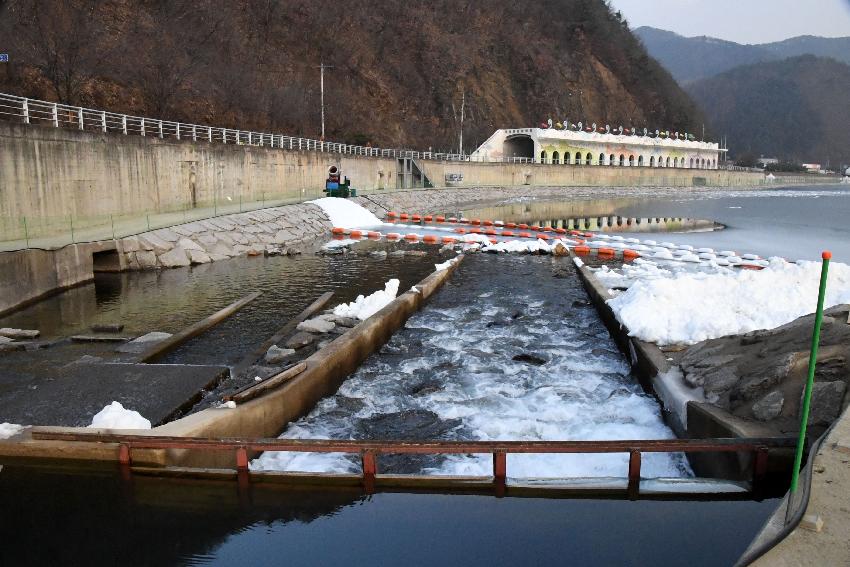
(0, 256, 465, 468)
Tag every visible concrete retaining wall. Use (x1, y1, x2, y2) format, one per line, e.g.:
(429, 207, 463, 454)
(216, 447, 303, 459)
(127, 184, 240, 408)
(0, 243, 112, 316)
(1, 121, 766, 228)
(0, 121, 397, 223)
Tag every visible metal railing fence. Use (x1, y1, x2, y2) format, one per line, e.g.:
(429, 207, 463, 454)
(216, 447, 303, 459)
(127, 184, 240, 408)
(0, 92, 539, 164)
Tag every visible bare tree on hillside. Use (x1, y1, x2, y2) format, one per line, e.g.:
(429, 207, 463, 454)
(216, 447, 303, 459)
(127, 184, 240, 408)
(132, 0, 226, 118)
(10, 0, 114, 104)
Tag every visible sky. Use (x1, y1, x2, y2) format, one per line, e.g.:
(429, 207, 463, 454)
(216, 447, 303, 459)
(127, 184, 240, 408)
(607, 0, 850, 44)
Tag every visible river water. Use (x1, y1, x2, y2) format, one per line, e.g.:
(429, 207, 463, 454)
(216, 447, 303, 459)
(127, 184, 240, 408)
(461, 185, 850, 261)
(254, 253, 689, 478)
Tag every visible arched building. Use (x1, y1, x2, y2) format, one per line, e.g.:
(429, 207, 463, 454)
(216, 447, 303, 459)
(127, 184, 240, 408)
(472, 127, 723, 169)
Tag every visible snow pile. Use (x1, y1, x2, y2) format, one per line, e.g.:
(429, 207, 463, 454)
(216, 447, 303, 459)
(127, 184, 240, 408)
(435, 258, 458, 271)
(88, 401, 152, 429)
(0, 423, 24, 439)
(333, 279, 400, 320)
(608, 258, 850, 345)
(310, 197, 381, 229)
(483, 238, 556, 254)
(592, 258, 733, 290)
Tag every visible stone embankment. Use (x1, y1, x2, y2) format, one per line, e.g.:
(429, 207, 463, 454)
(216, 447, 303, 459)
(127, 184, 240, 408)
(670, 304, 850, 437)
(116, 203, 332, 269)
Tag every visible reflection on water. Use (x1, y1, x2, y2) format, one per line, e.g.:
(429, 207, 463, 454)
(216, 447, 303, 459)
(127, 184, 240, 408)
(458, 201, 721, 233)
(0, 464, 780, 567)
(0, 246, 444, 367)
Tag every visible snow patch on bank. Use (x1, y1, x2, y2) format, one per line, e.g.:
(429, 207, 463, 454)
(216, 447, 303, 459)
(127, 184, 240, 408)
(333, 279, 400, 320)
(88, 401, 152, 429)
(310, 197, 381, 229)
(609, 258, 850, 345)
(0, 423, 25, 439)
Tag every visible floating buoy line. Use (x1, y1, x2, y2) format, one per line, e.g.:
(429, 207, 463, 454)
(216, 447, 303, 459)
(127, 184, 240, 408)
(328, 211, 772, 270)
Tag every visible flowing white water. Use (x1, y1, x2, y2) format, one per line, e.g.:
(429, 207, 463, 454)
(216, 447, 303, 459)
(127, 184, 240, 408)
(252, 255, 690, 479)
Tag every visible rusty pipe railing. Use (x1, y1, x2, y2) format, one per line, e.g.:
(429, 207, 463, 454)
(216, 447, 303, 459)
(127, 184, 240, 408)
(32, 431, 794, 495)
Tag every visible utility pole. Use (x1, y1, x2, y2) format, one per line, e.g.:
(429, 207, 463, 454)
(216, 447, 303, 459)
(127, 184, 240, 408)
(317, 61, 333, 139)
(458, 88, 465, 156)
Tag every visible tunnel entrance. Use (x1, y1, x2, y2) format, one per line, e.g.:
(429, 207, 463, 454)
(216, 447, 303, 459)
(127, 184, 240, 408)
(502, 135, 534, 160)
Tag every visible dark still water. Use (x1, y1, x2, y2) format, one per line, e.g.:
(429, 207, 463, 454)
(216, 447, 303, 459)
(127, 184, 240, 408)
(0, 242, 446, 367)
(0, 464, 777, 567)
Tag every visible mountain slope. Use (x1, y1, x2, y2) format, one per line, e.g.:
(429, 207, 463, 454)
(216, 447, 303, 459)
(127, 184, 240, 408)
(0, 0, 704, 150)
(686, 55, 850, 166)
(636, 26, 850, 84)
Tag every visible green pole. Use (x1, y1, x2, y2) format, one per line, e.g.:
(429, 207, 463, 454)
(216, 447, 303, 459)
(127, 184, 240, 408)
(790, 250, 831, 493)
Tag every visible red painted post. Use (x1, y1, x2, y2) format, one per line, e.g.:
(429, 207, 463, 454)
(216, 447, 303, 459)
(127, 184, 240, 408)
(493, 451, 507, 496)
(362, 450, 377, 493)
(752, 447, 769, 489)
(236, 447, 249, 470)
(628, 450, 641, 498)
(118, 443, 131, 466)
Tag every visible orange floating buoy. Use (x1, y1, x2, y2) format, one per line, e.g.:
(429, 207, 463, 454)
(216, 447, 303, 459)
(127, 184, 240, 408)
(482, 220, 493, 226)
(470, 219, 481, 226)
(386, 233, 401, 240)
(518, 232, 533, 238)
(501, 230, 515, 237)
(537, 233, 551, 240)
(597, 247, 615, 256)
(423, 235, 438, 243)
(441, 236, 457, 244)
(367, 231, 381, 239)
(506, 222, 517, 229)
(400, 213, 409, 220)
(404, 233, 419, 241)
(469, 227, 483, 234)
(349, 230, 363, 238)
(332, 234, 346, 240)
(424, 215, 433, 222)
(542, 226, 554, 232)
(574, 245, 591, 255)
(411, 214, 422, 222)
(435, 216, 446, 222)
(518, 224, 529, 230)
(453, 227, 467, 234)
(584, 232, 594, 238)
(555, 228, 567, 234)
(574, 238, 586, 245)
(569, 230, 581, 236)
(387, 211, 398, 218)
(484, 229, 497, 236)
(489, 238, 498, 244)
(331, 227, 346, 234)
(623, 249, 640, 259)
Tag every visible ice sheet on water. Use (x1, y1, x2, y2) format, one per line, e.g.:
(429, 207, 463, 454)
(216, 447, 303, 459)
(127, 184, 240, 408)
(252, 255, 691, 479)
